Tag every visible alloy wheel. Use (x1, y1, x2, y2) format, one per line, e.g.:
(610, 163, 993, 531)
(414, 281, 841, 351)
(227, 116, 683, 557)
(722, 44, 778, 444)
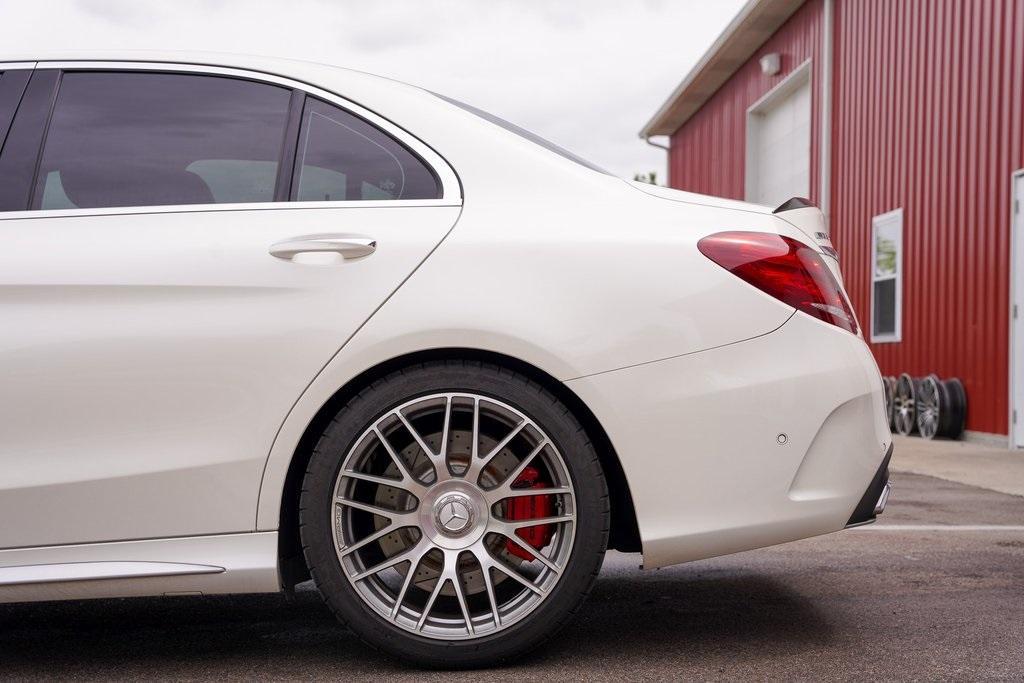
(916, 375, 941, 439)
(330, 392, 576, 640)
(893, 373, 918, 436)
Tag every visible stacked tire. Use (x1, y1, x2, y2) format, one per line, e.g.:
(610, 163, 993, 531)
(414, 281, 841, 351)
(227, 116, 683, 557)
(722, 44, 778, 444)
(882, 373, 966, 440)
(892, 374, 919, 436)
(882, 376, 896, 432)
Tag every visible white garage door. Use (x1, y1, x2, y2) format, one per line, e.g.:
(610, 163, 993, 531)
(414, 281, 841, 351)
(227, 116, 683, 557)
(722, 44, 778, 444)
(746, 64, 811, 209)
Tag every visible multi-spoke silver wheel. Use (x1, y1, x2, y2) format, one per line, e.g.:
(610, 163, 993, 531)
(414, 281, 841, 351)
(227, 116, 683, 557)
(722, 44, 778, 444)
(331, 392, 576, 640)
(914, 374, 967, 441)
(916, 375, 941, 439)
(893, 373, 918, 436)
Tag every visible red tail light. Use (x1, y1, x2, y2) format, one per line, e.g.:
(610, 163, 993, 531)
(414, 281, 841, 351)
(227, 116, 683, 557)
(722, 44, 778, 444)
(698, 231, 858, 335)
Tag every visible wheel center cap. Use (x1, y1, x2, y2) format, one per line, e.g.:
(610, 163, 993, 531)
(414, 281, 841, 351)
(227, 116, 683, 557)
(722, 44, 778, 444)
(434, 493, 475, 536)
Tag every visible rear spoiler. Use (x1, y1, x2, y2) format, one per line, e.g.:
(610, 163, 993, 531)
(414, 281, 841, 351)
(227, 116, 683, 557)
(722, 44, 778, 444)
(773, 196, 814, 214)
(772, 197, 839, 261)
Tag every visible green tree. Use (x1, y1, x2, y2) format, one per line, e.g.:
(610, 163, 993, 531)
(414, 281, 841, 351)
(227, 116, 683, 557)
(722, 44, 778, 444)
(632, 171, 659, 185)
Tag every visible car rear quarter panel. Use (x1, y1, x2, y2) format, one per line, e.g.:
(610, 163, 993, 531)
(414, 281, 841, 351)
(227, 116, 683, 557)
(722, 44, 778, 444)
(256, 180, 813, 531)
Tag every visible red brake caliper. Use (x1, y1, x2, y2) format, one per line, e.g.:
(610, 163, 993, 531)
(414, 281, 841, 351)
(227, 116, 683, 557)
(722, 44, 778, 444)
(505, 466, 554, 560)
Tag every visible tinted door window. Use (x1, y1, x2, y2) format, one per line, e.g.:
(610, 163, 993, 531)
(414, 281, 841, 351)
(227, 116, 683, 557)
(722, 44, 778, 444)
(292, 98, 439, 202)
(0, 70, 32, 155)
(33, 72, 292, 210)
(0, 70, 59, 212)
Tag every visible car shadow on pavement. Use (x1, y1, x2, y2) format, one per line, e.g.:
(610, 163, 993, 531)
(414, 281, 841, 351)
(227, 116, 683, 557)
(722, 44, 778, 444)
(0, 571, 833, 676)
(545, 571, 835, 660)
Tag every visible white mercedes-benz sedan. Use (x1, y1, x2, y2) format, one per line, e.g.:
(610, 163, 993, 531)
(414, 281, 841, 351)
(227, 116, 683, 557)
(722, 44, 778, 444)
(0, 52, 891, 667)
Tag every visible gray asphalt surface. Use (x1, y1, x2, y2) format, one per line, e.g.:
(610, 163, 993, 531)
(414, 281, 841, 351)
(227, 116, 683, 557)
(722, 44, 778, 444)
(2, 472, 1022, 680)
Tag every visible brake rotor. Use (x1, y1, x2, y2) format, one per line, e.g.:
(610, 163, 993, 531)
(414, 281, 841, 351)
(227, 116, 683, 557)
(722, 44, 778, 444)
(373, 427, 523, 596)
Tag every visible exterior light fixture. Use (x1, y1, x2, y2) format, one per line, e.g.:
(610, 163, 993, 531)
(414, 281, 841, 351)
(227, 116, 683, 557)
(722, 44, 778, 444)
(760, 52, 781, 76)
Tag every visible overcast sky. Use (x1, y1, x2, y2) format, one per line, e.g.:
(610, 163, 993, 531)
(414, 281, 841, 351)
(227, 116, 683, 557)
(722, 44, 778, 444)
(4, 0, 745, 179)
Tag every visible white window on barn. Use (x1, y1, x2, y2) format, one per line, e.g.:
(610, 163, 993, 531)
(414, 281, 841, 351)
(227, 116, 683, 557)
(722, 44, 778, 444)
(871, 209, 903, 343)
(745, 60, 811, 210)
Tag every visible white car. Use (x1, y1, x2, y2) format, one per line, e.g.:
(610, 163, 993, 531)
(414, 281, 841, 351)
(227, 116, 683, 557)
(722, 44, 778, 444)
(0, 53, 891, 667)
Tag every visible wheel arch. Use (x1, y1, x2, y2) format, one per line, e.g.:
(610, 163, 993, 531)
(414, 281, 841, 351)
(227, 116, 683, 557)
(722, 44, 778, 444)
(277, 348, 641, 589)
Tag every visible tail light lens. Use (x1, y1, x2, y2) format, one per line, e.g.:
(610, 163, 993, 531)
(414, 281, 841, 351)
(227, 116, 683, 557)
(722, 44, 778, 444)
(698, 231, 858, 335)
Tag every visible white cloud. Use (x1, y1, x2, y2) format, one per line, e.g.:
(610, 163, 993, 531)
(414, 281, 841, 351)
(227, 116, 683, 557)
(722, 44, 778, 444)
(4, 0, 745, 178)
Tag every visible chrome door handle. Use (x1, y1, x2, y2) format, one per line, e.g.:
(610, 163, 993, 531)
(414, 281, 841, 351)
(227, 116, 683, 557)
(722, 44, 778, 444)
(269, 235, 377, 260)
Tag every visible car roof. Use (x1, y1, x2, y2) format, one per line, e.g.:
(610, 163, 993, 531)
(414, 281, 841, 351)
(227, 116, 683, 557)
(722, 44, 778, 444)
(3, 50, 368, 80)
(0, 50, 626, 200)
(0, 50, 428, 106)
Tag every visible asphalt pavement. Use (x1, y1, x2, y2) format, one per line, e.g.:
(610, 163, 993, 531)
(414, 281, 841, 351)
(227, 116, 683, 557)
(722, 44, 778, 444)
(1, 471, 1022, 680)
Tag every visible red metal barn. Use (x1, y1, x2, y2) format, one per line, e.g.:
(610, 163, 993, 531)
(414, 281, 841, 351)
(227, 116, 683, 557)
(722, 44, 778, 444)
(642, 0, 1024, 445)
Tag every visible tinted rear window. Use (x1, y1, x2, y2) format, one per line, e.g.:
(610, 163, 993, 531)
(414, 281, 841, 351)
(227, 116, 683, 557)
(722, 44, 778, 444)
(292, 97, 440, 202)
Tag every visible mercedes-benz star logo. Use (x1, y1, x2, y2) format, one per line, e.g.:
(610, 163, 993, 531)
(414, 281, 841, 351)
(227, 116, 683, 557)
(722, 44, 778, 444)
(435, 495, 474, 535)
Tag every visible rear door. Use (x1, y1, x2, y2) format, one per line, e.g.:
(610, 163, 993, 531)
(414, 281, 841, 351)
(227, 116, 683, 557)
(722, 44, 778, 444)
(0, 63, 461, 549)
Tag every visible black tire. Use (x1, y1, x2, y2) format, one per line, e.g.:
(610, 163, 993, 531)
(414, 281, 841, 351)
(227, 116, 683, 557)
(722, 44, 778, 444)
(882, 376, 896, 431)
(298, 360, 610, 668)
(942, 377, 967, 440)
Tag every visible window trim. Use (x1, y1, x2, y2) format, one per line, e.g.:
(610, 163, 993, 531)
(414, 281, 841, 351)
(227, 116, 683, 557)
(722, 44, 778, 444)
(870, 208, 903, 343)
(0, 60, 460, 220)
(274, 89, 306, 202)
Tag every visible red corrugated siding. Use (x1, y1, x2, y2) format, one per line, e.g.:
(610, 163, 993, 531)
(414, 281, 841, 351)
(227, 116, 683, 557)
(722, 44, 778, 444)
(668, 0, 824, 202)
(832, 0, 1024, 435)
(668, 0, 1024, 435)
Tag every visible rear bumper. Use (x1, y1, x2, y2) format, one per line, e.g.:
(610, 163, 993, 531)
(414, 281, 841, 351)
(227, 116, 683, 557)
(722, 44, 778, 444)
(567, 311, 893, 569)
(846, 443, 893, 527)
